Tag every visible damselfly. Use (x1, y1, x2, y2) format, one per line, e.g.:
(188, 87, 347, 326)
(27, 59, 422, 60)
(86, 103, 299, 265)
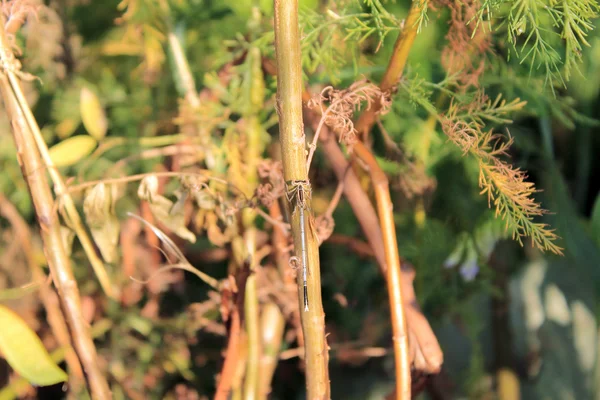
(286, 179, 312, 311)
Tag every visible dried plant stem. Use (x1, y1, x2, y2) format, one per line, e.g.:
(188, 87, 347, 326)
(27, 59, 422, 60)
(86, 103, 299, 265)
(0, 72, 111, 400)
(0, 194, 86, 395)
(0, 33, 115, 299)
(352, 142, 410, 400)
(274, 0, 330, 398)
(215, 297, 243, 400)
(355, 0, 428, 140)
(307, 111, 387, 272)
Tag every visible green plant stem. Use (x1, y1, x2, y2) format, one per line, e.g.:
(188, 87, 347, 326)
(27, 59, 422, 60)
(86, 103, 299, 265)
(355, 0, 428, 141)
(0, 72, 111, 400)
(273, 0, 330, 398)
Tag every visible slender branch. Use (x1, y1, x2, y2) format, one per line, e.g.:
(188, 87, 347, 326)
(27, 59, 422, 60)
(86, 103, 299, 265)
(273, 1, 330, 398)
(323, 179, 345, 218)
(352, 141, 410, 400)
(306, 96, 441, 385)
(214, 270, 247, 400)
(304, 106, 387, 272)
(213, 308, 241, 400)
(1, 25, 111, 400)
(355, 0, 428, 141)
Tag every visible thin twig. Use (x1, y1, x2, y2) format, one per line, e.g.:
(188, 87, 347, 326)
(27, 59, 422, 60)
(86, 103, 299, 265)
(323, 173, 346, 218)
(126, 212, 220, 288)
(352, 142, 411, 400)
(214, 271, 248, 400)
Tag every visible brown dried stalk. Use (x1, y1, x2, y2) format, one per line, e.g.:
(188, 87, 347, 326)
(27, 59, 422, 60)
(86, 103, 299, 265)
(0, 18, 115, 299)
(352, 141, 411, 400)
(214, 272, 247, 400)
(1, 23, 111, 400)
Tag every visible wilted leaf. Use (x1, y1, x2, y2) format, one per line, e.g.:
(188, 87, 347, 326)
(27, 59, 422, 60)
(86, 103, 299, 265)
(48, 135, 97, 167)
(0, 305, 67, 386)
(84, 183, 121, 263)
(60, 225, 75, 256)
(205, 212, 231, 247)
(80, 87, 108, 140)
(138, 177, 196, 243)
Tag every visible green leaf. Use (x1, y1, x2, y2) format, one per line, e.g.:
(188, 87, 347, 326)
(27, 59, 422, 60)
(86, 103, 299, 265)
(0, 305, 67, 386)
(0, 283, 41, 301)
(48, 135, 98, 167)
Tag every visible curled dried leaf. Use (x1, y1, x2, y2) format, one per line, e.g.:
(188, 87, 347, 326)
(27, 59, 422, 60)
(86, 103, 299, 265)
(138, 176, 196, 243)
(83, 183, 121, 263)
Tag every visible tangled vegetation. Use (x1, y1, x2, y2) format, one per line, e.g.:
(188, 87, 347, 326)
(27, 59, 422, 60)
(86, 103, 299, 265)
(1, 0, 599, 399)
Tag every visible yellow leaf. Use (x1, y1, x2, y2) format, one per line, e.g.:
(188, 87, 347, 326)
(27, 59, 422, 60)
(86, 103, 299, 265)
(0, 305, 67, 386)
(80, 87, 108, 140)
(48, 135, 97, 167)
(55, 118, 79, 139)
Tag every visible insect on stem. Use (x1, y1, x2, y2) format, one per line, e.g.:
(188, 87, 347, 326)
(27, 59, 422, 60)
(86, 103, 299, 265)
(286, 180, 312, 312)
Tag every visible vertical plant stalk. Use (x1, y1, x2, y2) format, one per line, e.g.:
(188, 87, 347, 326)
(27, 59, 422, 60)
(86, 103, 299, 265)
(270, 202, 304, 349)
(0, 54, 111, 400)
(258, 302, 285, 398)
(352, 142, 410, 400)
(0, 26, 114, 299)
(273, 0, 330, 398)
(354, 0, 428, 141)
(243, 227, 260, 400)
(0, 195, 86, 395)
(214, 307, 242, 400)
